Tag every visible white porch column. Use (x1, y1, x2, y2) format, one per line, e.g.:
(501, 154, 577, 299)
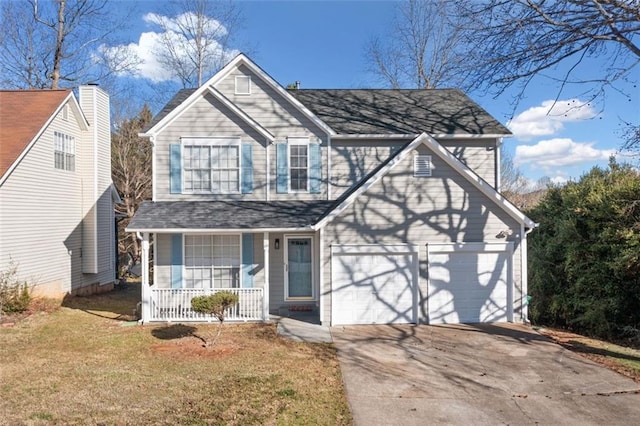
(140, 232, 151, 323)
(263, 232, 270, 320)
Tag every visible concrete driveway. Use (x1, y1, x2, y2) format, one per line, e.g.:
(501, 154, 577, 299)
(331, 324, 640, 425)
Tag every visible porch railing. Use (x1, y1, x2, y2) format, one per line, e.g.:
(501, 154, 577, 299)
(148, 287, 264, 322)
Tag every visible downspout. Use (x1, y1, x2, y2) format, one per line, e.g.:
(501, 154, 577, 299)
(266, 140, 270, 201)
(327, 135, 332, 200)
(496, 137, 502, 192)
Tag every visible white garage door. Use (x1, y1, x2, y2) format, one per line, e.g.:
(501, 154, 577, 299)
(428, 243, 512, 324)
(332, 246, 417, 325)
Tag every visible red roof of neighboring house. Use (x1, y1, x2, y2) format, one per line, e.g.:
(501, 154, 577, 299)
(0, 89, 71, 178)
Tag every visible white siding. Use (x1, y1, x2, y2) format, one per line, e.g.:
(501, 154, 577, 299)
(0, 88, 116, 296)
(321, 143, 523, 324)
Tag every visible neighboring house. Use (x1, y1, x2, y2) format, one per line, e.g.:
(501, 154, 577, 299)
(0, 86, 119, 297)
(128, 54, 536, 326)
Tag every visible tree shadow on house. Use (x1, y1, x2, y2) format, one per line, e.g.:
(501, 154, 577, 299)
(61, 280, 140, 321)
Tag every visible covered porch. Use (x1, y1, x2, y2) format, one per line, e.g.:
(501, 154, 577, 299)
(128, 200, 332, 324)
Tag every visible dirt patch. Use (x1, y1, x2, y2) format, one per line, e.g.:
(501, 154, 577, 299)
(0, 297, 61, 326)
(539, 328, 640, 383)
(151, 336, 241, 359)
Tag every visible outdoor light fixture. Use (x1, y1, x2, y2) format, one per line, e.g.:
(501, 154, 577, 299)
(275, 238, 280, 250)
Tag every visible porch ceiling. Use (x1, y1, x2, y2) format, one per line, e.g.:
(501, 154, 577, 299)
(127, 200, 334, 231)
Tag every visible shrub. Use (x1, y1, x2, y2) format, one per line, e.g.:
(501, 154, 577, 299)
(0, 260, 31, 314)
(191, 291, 240, 346)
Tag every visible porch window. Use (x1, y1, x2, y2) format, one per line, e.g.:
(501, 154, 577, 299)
(184, 235, 240, 288)
(183, 141, 240, 193)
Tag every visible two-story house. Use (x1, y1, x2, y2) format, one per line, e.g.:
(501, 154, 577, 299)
(0, 86, 119, 297)
(127, 54, 535, 326)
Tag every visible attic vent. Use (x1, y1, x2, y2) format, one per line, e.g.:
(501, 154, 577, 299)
(62, 104, 69, 121)
(235, 75, 251, 95)
(414, 155, 432, 177)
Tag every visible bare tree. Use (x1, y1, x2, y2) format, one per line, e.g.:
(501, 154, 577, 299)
(0, 0, 138, 89)
(365, 0, 468, 89)
(456, 1, 640, 100)
(149, 0, 243, 88)
(500, 145, 546, 209)
(111, 105, 153, 267)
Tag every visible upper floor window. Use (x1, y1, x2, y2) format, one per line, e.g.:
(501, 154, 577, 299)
(54, 131, 75, 171)
(235, 75, 251, 95)
(289, 142, 308, 192)
(183, 139, 240, 194)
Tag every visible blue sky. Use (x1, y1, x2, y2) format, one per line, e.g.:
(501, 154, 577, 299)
(114, 0, 638, 185)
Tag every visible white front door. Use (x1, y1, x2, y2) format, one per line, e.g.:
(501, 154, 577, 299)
(285, 237, 313, 299)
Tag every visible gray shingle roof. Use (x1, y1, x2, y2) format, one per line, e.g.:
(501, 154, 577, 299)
(145, 87, 510, 137)
(288, 89, 511, 136)
(144, 89, 196, 132)
(127, 200, 334, 230)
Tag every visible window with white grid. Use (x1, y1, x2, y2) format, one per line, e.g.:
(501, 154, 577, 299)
(184, 235, 240, 289)
(289, 144, 308, 191)
(54, 132, 75, 171)
(183, 143, 239, 193)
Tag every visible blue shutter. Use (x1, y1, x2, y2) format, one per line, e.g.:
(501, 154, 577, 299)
(171, 233, 183, 289)
(276, 143, 288, 193)
(169, 143, 182, 194)
(242, 233, 254, 288)
(241, 143, 253, 194)
(309, 142, 321, 194)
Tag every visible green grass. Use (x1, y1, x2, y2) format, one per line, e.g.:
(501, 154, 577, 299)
(0, 283, 352, 425)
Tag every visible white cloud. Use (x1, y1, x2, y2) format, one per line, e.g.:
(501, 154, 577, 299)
(508, 99, 597, 140)
(515, 138, 615, 168)
(550, 176, 568, 185)
(100, 12, 238, 83)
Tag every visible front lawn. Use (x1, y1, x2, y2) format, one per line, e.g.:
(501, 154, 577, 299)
(538, 328, 640, 383)
(0, 283, 352, 425)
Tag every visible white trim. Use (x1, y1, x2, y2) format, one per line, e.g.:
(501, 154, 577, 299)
(234, 75, 251, 95)
(142, 53, 336, 138)
(206, 87, 275, 141)
(314, 133, 536, 230)
(331, 133, 511, 140)
(427, 242, 513, 253)
(150, 136, 157, 201)
(318, 228, 325, 324)
(0, 92, 87, 185)
(331, 244, 418, 255)
(496, 138, 502, 191)
(125, 226, 314, 234)
(153, 232, 158, 287)
(332, 134, 418, 140)
(284, 235, 315, 301)
(263, 232, 270, 320)
(266, 142, 271, 201)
